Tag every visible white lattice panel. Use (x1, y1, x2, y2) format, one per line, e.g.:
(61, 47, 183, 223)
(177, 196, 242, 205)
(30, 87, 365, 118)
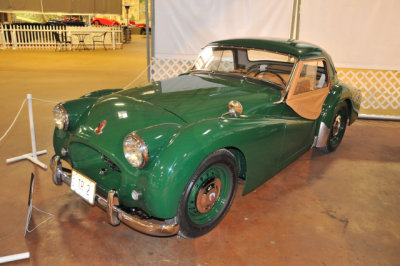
(150, 58, 194, 81)
(337, 69, 400, 111)
(150, 58, 399, 116)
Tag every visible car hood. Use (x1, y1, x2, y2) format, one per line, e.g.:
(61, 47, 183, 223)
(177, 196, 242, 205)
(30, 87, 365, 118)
(75, 94, 185, 137)
(115, 72, 282, 123)
(74, 72, 282, 139)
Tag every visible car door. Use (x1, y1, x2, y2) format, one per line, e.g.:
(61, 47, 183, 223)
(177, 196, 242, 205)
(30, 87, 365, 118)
(280, 59, 331, 165)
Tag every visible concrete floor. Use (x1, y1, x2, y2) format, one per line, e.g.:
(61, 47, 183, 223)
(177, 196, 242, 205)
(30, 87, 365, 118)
(0, 37, 399, 265)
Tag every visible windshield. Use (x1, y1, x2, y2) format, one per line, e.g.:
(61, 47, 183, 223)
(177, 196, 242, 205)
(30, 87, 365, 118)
(192, 46, 297, 89)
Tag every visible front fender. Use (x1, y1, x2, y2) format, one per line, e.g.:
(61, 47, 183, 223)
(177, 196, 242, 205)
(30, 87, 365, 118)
(143, 116, 285, 219)
(59, 89, 123, 131)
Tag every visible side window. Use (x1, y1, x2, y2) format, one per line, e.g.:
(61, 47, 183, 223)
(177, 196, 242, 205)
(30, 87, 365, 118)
(218, 50, 234, 72)
(316, 60, 328, 88)
(293, 60, 329, 95)
(204, 50, 222, 71)
(206, 50, 234, 72)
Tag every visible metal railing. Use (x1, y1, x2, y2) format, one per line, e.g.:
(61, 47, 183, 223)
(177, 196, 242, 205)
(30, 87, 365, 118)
(0, 24, 123, 50)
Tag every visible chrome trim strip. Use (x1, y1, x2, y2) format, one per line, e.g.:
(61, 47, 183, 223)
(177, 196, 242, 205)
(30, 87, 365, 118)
(316, 122, 330, 148)
(49, 155, 180, 237)
(359, 114, 400, 121)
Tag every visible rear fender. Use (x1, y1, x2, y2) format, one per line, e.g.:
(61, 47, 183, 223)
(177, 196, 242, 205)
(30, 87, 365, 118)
(314, 82, 360, 147)
(315, 85, 342, 136)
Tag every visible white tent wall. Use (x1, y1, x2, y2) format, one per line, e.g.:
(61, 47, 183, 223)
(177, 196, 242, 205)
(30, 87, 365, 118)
(154, 0, 293, 59)
(151, 0, 293, 81)
(300, 0, 400, 70)
(300, 0, 400, 118)
(150, 0, 400, 117)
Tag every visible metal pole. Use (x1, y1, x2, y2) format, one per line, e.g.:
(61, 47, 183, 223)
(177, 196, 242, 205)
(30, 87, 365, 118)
(6, 94, 47, 169)
(0, 252, 30, 264)
(151, 0, 155, 58)
(146, 0, 150, 82)
(296, 0, 301, 39)
(290, 0, 301, 40)
(27, 94, 37, 160)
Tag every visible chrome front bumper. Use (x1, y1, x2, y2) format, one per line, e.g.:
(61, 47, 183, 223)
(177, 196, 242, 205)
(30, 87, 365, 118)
(50, 155, 180, 237)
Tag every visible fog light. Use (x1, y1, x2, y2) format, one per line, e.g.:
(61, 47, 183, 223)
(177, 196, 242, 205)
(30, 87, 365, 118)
(61, 147, 68, 156)
(131, 190, 141, 200)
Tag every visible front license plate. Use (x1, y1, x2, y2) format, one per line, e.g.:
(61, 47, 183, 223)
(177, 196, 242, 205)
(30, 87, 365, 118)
(71, 170, 96, 205)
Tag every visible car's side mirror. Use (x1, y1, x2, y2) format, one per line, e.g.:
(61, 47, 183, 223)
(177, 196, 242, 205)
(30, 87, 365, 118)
(220, 100, 243, 119)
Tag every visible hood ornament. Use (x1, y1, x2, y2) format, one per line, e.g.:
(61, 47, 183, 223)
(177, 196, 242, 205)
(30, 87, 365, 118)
(95, 120, 107, 135)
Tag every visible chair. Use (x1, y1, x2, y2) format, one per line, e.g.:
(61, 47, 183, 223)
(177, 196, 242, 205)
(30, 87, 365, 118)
(92, 32, 108, 50)
(52, 32, 72, 51)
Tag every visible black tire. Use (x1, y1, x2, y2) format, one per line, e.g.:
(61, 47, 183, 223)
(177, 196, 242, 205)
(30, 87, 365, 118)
(177, 149, 238, 238)
(320, 102, 348, 153)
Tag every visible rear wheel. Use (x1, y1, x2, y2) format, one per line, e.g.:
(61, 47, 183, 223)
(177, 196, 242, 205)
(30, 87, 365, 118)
(321, 103, 348, 152)
(177, 149, 238, 238)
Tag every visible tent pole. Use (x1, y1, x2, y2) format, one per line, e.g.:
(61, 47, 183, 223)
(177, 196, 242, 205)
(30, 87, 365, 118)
(146, 0, 150, 82)
(151, 0, 155, 59)
(290, 0, 301, 40)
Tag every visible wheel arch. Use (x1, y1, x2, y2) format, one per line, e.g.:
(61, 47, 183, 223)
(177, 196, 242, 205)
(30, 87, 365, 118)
(344, 98, 352, 125)
(226, 146, 247, 180)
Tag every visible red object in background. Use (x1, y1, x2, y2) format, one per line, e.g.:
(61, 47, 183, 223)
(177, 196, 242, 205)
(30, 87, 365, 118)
(91, 17, 121, 26)
(61, 17, 80, 22)
(128, 20, 146, 28)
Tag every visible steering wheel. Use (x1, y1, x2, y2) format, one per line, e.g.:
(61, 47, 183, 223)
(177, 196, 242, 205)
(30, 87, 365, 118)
(245, 64, 263, 75)
(254, 70, 287, 87)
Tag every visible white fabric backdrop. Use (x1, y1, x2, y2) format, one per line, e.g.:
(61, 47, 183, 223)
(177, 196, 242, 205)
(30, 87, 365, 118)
(300, 0, 400, 70)
(154, 0, 400, 70)
(154, 0, 293, 59)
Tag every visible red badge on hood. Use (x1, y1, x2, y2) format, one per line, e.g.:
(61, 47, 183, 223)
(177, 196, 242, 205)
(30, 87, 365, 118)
(95, 120, 107, 135)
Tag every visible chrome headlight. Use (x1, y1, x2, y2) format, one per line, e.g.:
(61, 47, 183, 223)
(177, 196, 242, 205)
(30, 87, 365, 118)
(53, 104, 68, 130)
(123, 133, 149, 168)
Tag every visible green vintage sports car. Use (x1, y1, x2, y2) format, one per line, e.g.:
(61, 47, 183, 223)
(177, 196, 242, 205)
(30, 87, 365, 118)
(50, 38, 361, 238)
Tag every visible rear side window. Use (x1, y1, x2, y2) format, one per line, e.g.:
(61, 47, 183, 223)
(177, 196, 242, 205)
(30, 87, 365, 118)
(247, 49, 293, 62)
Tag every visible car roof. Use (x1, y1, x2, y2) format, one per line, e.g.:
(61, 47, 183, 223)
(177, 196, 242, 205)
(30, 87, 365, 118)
(207, 38, 330, 60)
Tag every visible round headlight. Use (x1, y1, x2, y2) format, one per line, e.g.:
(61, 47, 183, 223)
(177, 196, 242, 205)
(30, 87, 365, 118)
(123, 133, 149, 168)
(53, 104, 68, 130)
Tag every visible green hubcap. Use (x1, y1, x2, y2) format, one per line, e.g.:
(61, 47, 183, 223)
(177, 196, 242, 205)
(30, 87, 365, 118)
(187, 164, 231, 225)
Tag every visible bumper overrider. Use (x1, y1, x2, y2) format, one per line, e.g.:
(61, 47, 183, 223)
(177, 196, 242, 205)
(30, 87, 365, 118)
(50, 155, 180, 237)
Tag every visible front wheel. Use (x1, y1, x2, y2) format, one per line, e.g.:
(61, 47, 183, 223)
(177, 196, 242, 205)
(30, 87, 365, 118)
(177, 149, 238, 238)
